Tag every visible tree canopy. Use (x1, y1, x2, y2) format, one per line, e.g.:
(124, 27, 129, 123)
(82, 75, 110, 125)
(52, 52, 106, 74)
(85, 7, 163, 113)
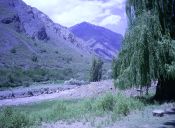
(113, 0, 175, 100)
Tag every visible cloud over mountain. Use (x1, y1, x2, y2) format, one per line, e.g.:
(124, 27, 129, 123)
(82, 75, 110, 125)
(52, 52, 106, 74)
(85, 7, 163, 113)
(23, 0, 127, 35)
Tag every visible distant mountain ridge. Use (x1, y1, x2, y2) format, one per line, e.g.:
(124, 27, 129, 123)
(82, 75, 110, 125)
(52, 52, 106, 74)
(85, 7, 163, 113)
(70, 22, 123, 60)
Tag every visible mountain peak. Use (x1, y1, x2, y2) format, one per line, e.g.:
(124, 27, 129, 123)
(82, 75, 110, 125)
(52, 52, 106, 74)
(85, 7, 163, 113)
(73, 21, 94, 28)
(70, 23, 123, 60)
(80, 21, 90, 25)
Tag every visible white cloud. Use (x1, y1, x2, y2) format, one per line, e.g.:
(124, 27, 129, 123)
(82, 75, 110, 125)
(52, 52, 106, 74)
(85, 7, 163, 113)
(99, 15, 121, 26)
(52, 1, 110, 27)
(23, 0, 127, 35)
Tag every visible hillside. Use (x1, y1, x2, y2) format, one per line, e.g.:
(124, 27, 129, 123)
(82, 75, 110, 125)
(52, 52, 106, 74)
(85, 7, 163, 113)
(70, 22, 123, 60)
(0, 0, 94, 87)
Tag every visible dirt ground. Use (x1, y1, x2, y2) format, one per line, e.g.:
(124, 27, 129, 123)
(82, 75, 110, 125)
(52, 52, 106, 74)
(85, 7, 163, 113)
(0, 80, 115, 106)
(0, 80, 157, 106)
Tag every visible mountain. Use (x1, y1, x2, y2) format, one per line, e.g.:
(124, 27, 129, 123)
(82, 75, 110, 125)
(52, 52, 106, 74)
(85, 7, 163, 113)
(70, 22, 123, 60)
(0, 0, 94, 87)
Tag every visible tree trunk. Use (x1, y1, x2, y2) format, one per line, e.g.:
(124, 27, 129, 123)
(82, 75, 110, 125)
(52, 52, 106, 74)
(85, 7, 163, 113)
(146, 84, 149, 95)
(154, 76, 175, 101)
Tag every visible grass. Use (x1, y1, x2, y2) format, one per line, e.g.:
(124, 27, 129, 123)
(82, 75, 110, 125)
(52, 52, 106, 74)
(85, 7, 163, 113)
(0, 93, 145, 128)
(0, 107, 30, 128)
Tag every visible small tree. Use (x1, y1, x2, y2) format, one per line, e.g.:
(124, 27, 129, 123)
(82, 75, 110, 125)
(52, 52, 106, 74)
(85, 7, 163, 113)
(90, 58, 103, 82)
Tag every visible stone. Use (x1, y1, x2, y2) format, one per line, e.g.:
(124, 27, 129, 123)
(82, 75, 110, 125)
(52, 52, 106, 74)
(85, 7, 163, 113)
(27, 91, 34, 97)
(153, 109, 164, 117)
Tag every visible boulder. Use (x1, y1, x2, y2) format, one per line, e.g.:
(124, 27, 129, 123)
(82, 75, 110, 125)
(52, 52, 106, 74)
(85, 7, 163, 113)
(153, 109, 164, 117)
(24, 91, 34, 97)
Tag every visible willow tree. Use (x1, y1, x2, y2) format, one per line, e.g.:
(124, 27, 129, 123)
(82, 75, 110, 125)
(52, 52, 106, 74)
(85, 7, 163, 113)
(113, 0, 175, 100)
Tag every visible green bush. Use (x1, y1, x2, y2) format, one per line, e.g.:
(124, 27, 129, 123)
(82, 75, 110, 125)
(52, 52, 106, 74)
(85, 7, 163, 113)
(95, 93, 144, 117)
(0, 107, 30, 128)
(114, 101, 129, 116)
(31, 55, 38, 62)
(113, 94, 144, 116)
(97, 93, 115, 111)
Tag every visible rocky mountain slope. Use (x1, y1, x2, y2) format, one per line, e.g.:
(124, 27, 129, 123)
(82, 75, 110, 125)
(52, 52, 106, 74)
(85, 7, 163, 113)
(70, 22, 123, 60)
(0, 0, 94, 87)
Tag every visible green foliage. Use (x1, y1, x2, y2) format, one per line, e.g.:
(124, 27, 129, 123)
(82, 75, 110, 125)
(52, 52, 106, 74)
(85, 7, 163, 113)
(95, 92, 143, 116)
(90, 58, 103, 82)
(113, 0, 175, 90)
(113, 94, 134, 115)
(11, 93, 144, 127)
(126, 0, 175, 39)
(0, 107, 30, 128)
(0, 68, 74, 88)
(97, 93, 115, 111)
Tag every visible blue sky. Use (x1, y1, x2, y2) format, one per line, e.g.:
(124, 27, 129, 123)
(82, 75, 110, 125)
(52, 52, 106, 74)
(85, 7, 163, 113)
(23, 0, 127, 35)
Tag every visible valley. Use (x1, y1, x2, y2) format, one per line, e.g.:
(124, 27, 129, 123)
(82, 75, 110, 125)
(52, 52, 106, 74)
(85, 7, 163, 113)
(0, 0, 175, 128)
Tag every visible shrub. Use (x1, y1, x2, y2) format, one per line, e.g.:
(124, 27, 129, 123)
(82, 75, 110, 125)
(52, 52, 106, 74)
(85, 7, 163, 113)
(63, 68, 73, 76)
(95, 93, 144, 117)
(40, 49, 47, 53)
(55, 51, 59, 54)
(114, 101, 129, 116)
(0, 107, 30, 128)
(10, 48, 16, 53)
(113, 94, 144, 116)
(31, 55, 38, 62)
(97, 93, 115, 111)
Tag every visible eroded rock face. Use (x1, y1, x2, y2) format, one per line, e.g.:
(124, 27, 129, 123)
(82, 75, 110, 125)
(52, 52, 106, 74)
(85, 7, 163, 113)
(1, 18, 13, 24)
(0, 0, 50, 41)
(37, 27, 49, 40)
(1, 15, 25, 32)
(0, 0, 93, 54)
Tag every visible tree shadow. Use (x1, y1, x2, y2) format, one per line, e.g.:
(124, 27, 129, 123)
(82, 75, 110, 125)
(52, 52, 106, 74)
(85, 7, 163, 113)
(165, 108, 175, 115)
(163, 120, 175, 127)
(133, 96, 156, 105)
(164, 110, 175, 115)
